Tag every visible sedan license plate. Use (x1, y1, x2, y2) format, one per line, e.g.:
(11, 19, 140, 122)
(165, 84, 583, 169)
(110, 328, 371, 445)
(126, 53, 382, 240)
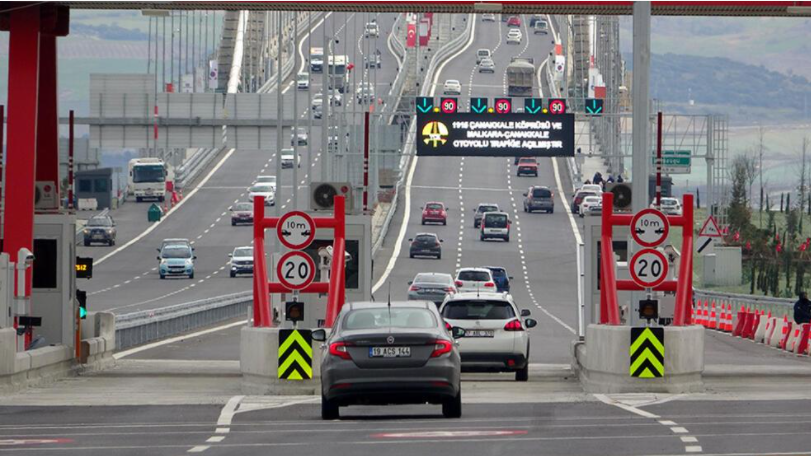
(466, 330, 494, 338)
(370, 346, 411, 358)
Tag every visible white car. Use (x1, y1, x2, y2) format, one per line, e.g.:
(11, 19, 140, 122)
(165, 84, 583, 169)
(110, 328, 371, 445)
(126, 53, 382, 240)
(478, 58, 495, 73)
(312, 91, 342, 108)
(506, 29, 522, 44)
(481, 13, 497, 22)
(296, 72, 309, 90)
(229, 246, 254, 278)
(651, 197, 683, 216)
(364, 22, 379, 38)
(255, 175, 276, 191)
(280, 149, 301, 169)
(290, 127, 308, 146)
(248, 183, 276, 206)
(454, 267, 496, 293)
(580, 184, 603, 194)
(440, 292, 537, 381)
(356, 82, 375, 104)
(580, 196, 602, 217)
(443, 79, 462, 95)
(476, 48, 491, 64)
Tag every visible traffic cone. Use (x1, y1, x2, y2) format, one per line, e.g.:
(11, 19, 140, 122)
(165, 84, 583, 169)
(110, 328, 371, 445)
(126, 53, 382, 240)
(693, 300, 702, 325)
(725, 303, 734, 331)
(708, 301, 718, 330)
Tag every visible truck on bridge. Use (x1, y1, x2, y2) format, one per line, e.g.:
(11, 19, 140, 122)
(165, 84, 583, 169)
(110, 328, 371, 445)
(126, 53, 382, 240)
(506, 57, 535, 97)
(128, 157, 172, 202)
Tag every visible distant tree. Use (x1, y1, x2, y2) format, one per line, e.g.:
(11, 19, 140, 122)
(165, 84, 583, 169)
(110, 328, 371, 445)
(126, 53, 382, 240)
(728, 155, 752, 235)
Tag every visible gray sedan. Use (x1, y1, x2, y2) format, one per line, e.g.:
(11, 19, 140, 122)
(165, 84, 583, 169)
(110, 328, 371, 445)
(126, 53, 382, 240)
(408, 273, 456, 306)
(313, 301, 464, 420)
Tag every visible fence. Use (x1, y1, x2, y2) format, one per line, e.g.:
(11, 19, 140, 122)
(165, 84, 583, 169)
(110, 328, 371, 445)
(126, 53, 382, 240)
(694, 289, 794, 320)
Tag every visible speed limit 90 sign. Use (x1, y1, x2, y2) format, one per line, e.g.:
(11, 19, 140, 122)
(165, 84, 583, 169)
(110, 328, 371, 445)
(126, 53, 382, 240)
(440, 97, 457, 114)
(630, 249, 668, 289)
(494, 98, 512, 114)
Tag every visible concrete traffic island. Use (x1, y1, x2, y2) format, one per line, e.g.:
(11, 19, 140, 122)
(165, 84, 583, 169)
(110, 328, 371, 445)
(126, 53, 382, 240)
(574, 324, 704, 393)
(240, 326, 321, 395)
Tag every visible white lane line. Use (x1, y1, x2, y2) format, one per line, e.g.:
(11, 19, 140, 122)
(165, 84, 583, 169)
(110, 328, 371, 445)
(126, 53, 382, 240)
(552, 157, 583, 244)
(593, 394, 660, 419)
(206, 436, 225, 443)
(114, 320, 246, 359)
(659, 420, 678, 426)
(187, 446, 209, 453)
(671, 427, 689, 434)
(685, 446, 703, 453)
(681, 436, 699, 443)
(217, 395, 245, 427)
(215, 428, 230, 434)
(94, 148, 236, 266)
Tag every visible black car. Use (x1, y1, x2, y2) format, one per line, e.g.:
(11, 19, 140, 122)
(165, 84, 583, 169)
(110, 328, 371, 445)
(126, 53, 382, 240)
(409, 233, 443, 259)
(83, 215, 116, 246)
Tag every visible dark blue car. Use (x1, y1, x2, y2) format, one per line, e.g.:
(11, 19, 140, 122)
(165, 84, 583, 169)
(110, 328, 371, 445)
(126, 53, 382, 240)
(484, 266, 512, 293)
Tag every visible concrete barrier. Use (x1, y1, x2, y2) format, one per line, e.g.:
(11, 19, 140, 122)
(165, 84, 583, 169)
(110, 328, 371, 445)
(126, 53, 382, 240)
(574, 324, 704, 394)
(754, 316, 771, 343)
(240, 326, 322, 395)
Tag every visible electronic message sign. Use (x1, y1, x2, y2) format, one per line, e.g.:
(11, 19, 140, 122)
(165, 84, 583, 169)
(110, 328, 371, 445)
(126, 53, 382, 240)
(416, 112, 575, 157)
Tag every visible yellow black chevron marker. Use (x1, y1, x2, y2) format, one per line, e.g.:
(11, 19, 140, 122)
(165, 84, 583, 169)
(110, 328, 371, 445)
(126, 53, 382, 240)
(278, 329, 313, 380)
(630, 327, 665, 378)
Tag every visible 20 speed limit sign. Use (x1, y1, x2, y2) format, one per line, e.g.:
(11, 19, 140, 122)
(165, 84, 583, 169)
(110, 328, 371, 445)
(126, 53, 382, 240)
(276, 251, 316, 290)
(630, 249, 668, 289)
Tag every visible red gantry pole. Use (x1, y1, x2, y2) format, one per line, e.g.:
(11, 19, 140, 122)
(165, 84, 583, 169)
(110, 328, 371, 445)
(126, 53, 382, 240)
(674, 194, 695, 326)
(599, 192, 621, 325)
(252, 195, 272, 327)
(325, 196, 346, 327)
(363, 111, 370, 213)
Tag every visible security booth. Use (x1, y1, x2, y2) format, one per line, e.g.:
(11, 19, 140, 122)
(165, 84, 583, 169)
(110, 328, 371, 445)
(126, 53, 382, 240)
(75, 168, 114, 210)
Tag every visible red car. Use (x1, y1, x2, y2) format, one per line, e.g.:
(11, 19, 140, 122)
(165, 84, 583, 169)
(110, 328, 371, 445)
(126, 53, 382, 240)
(421, 201, 448, 225)
(507, 16, 521, 27)
(516, 157, 539, 177)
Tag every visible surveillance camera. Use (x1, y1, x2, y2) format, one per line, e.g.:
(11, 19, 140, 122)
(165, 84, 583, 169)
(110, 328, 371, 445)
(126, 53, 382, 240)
(18, 248, 34, 264)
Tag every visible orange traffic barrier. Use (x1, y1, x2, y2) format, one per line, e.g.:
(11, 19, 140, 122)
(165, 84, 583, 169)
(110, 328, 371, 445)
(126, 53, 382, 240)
(732, 308, 747, 337)
(725, 303, 735, 331)
(692, 300, 701, 325)
(764, 317, 780, 346)
(747, 312, 761, 340)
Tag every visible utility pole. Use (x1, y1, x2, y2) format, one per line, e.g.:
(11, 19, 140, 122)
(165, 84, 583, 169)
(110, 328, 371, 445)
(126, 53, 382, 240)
(631, 2, 650, 214)
(275, 12, 283, 217)
(321, 14, 329, 182)
(293, 16, 299, 209)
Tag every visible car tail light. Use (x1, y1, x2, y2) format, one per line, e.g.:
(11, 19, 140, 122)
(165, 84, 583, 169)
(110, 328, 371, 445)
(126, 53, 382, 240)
(444, 287, 455, 293)
(455, 280, 463, 287)
(504, 319, 524, 331)
(445, 322, 452, 330)
(409, 285, 420, 291)
(484, 282, 495, 288)
(329, 342, 352, 360)
(430, 339, 453, 358)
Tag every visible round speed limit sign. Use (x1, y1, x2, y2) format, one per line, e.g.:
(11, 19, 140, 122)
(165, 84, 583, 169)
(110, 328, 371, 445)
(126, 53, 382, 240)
(630, 249, 669, 289)
(276, 251, 316, 290)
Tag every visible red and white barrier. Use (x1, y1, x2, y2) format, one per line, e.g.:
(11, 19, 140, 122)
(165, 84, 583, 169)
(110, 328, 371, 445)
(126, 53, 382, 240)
(754, 315, 772, 343)
(767, 317, 789, 347)
(778, 320, 794, 351)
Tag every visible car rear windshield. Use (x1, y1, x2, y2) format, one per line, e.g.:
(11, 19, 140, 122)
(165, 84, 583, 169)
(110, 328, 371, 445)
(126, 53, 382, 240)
(488, 268, 506, 278)
(415, 274, 449, 284)
(426, 203, 443, 210)
(233, 248, 253, 257)
(485, 214, 508, 228)
(519, 158, 536, 164)
(458, 271, 490, 281)
(532, 188, 551, 198)
(343, 308, 437, 330)
(250, 185, 272, 193)
(162, 247, 192, 259)
(662, 199, 678, 206)
(234, 203, 252, 211)
(478, 205, 498, 213)
(442, 300, 516, 320)
(415, 234, 437, 243)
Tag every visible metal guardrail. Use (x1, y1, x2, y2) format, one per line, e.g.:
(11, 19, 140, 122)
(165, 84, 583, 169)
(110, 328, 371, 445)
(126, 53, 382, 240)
(694, 289, 794, 320)
(115, 291, 251, 350)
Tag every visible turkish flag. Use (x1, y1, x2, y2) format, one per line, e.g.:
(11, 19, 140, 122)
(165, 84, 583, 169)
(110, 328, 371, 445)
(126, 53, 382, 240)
(406, 22, 416, 48)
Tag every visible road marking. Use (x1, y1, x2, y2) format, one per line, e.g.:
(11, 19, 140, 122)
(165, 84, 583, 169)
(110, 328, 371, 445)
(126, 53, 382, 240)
(593, 394, 660, 419)
(685, 446, 703, 453)
(206, 436, 225, 443)
(114, 320, 246, 359)
(671, 427, 689, 434)
(659, 420, 677, 426)
(187, 446, 209, 453)
(681, 436, 699, 443)
(552, 157, 583, 242)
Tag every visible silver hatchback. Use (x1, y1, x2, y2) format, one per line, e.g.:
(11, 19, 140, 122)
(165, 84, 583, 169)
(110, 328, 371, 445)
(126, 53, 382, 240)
(408, 273, 457, 306)
(314, 301, 464, 420)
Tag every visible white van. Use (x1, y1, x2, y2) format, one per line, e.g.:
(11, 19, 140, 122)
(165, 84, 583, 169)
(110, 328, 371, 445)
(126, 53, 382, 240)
(476, 49, 491, 64)
(480, 212, 511, 242)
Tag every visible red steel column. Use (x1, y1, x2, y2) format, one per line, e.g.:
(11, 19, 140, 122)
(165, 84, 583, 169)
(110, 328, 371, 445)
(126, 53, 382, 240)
(35, 33, 59, 196)
(3, 5, 41, 296)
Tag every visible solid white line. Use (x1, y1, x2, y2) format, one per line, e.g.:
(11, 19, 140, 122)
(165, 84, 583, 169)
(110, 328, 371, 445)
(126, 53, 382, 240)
(113, 320, 246, 359)
(552, 157, 583, 245)
(218, 395, 246, 426)
(95, 148, 236, 266)
(593, 394, 660, 419)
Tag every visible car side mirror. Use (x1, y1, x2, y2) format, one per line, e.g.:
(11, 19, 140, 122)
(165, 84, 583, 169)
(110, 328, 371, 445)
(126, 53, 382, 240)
(193, 256, 198, 260)
(408, 281, 413, 285)
(408, 238, 413, 242)
(420, 206, 423, 209)
(228, 254, 233, 257)
(451, 326, 466, 339)
(524, 318, 537, 328)
(156, 256, 161, 261)
(440, 239, 444, 243)
(157, 248, 161, 253)
(521, 309, 531, 317)
(509, 276, 514, 280)
(312, 329, 327, 342)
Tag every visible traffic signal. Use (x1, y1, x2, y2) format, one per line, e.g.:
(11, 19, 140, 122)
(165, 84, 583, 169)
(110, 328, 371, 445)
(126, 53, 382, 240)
(76, 290, 87, 320)
(585, 98, 604, 115)
(440, 97, 458, 114)
(471, 97, 488, 113)
(494, 98, 512, 114)
(285, 301, 304, 323)
(524, 98, 543, 114)
(416, 97, 434, 114)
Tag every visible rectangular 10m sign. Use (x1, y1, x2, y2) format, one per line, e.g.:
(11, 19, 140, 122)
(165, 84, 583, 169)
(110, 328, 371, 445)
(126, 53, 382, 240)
(416, 112, 575, 157)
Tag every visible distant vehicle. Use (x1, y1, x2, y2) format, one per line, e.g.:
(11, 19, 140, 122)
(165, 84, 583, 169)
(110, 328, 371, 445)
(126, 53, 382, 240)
(296, 72, 309, 90)
(516, 157, 539, 177)
(483, 266, 512, 293)
(572, 190, 597, 214)
(310, 47, 324, 72)
(327, 55, 349, 93)
(255, 175, 277, 191)
(312, 103, 323, 119)
(313, 91, 342, 108)
(476, 48, 491, 64)
(506, 28, 522, 44)
(314, 301, 463, 420)
(533, 20, 549, 35)
(280, 149, 301, 168)
(160, 238, 192, 252)
(356, 82, 375, 104)
(229, 246, 254, 278)
(478, 58, 495, 73)
(581, 196, 603, 217)
(507, 15, 521, 27)
(523, 186, 555, 213)
(652, 197, 683, 216)
(580, 184, 603, 194)
(421, 201, 448, 225)
(128, 157, 171, 202)
(409, 233, 443, 259)
(364, 21, 380, 38)
(454, 267, 496, 292)
(506, 57, 534, 96)
(443, 79, 462, 95)
(480, 211, 511, 242)
(230, 202, 254, 226)
(408, 272, 457, 306)
(440, 292, 537, 381)
(364, 51, 382, 69)
(473, 203, 500, 228)
(481, 13, 497, 22)
(529, 14, 545, 27)
(291, 127, 308, 146)
(83, 214, 116, 246)
(158, 243, 196, 280)
(249, 183, 276, 206)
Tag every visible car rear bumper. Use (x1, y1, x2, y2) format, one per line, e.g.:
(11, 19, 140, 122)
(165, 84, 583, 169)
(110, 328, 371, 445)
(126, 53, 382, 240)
(517, 167, 538, 175)
(323, 362, 460, 404)
(422, 216, 446, 223)
(410, 247, 441, 257)
(407, 291, 446, 304)
(527, 202, 553, 210)
(231, 217, 253, 224)
(460, 352, 528, 371)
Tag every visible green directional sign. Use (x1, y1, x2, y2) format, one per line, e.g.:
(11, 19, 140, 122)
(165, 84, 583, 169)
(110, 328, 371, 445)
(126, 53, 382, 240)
(585, 98, 604, 115)
(524, 98, 542, 114)
(417, 97, 434, 114)
(471, 97, 488, 114)
(652, 150, 691, 174)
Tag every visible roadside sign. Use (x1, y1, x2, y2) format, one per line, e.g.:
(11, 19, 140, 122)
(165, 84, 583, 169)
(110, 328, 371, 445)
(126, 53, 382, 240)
(494, 98, 512, 114)
(630, 327, 664, 378)
(277, 211, 316, 250)
(524, 98, 543, 114)
(75, 257, 93, 279)
(548, 98, 567, 114)
(417, 97, 433, 113)
(471, 97, 488, 113)
(699, 216, 722, 238)
(631, 209, 670, 247)
(697, 215, 722, 255)
(630, 249, 669, 289)
(276, 251, 316, 290)
(652, 150, 691, 174)
(440, 97, 457, 114)
(585, 98, 603, 115)
(278, 329, 313, 380)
